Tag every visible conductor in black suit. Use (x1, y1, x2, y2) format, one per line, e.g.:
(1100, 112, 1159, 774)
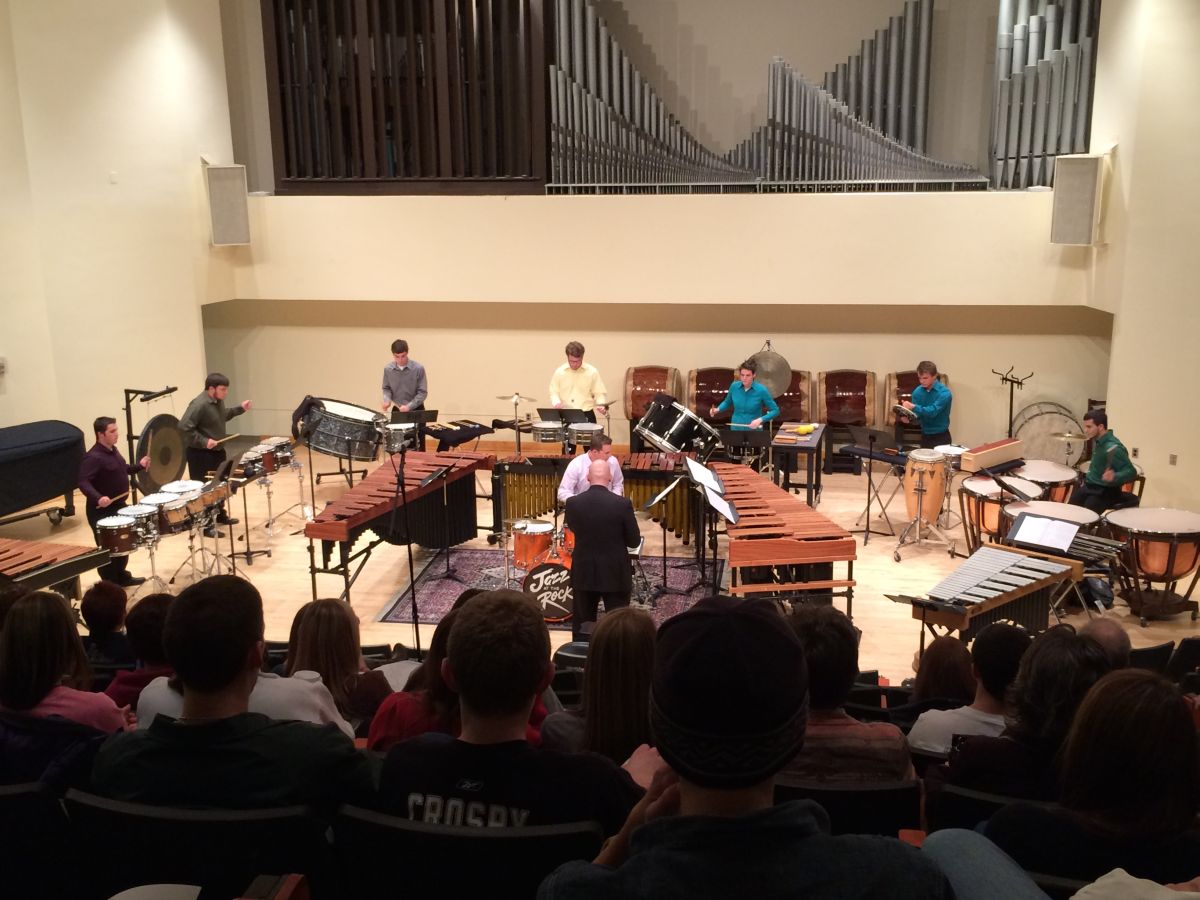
(564, 459, 641, 641)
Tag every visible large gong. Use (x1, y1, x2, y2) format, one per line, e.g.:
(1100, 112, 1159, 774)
(135, 413, 187, 493)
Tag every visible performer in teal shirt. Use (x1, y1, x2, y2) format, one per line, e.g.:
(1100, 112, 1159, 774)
(1071, 409, 1137, 513)
(709, 359, 780, 431)
(900, 360, 953, 449)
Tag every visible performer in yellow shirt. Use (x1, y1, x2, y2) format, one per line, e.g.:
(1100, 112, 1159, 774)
(548, 340, 608, 422)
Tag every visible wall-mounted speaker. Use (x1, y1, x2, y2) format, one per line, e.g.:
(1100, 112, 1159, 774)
(205, 164, 250, 246)
(1051, 154, 1105, 246)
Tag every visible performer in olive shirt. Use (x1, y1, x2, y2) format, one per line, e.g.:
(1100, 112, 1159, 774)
(179, 373, 251, 530)
(79, 417, 151, 586)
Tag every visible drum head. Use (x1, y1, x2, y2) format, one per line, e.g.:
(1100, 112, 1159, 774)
(1105, 507, 1200, 535)
(1013, 401, 1085, 467)
(1004, 500, 1099, 526)
(524, 563, 574, 622)
(136, 413, 187, 495)
(1016, 459, 1079, 484)
(908, 448, 945, 464)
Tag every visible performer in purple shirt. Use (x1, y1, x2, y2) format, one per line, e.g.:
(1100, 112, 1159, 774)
(78, 417, 150, 586)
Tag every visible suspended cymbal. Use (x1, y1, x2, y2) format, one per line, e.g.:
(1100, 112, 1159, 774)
(496, 393, 537, 403)
(136, 413, 187, 494)
(749, 348, 792, 398)
(1052, 431, 1087, 440)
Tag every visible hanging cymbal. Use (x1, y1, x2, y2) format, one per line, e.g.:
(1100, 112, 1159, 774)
(496, 394, 537, 403)
(136, 413, 187, 493)
(749, 347, 793, 398)
(1052, 431, 1087, 440)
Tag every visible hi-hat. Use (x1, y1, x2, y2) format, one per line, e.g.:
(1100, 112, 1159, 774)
(497, 394, 536, 403)
(1052, 431, 1087, 440)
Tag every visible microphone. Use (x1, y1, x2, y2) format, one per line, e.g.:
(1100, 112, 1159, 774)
(140, 386, 177, 402)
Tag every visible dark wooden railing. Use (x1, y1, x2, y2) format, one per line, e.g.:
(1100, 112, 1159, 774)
(262, 0, 547, 194)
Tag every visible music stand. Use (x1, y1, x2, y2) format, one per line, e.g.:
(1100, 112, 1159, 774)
(391, 409, 438, 452)
(718, 427, 772, 472)
(538, 407, 590, 454)
(678, 459, 732, 594)
(642, 476, 690, 604)
(420, 464, 469, 587)
(848, 425, 902, 543)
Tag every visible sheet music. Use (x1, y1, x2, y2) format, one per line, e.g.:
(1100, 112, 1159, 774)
(684, 457, 724, 495)
(1009, 514, 1079, 554)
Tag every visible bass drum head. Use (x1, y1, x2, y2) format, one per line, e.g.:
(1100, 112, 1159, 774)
(524, 562, 574, 623)
(136, 413, 187, 495)
(1012, 401, 1085, 467)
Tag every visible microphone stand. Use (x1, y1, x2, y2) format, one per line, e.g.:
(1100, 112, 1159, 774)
(385, 444, 422, 657)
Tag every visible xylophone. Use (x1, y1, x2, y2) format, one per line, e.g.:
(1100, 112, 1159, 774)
(0, 537, 109, 599)
(715, 463, 857, 613)
(491, 452, 696, 541)
(303, 450, 492, 600)
(892, 544, 1081, 649)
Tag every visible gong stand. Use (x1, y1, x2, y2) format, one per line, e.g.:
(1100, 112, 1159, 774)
(123, 386, 177, 502)
(991, 367, 1034, 438)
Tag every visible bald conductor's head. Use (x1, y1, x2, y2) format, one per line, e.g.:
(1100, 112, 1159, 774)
(587, 458, 611, 487)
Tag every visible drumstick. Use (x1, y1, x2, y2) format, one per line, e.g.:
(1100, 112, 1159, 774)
(212, 433, 241, 446)
(107, 491, 129, 504)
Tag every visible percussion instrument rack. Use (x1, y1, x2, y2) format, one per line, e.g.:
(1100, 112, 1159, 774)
(715, 463, 857, 614)
(303, 450, 490, 603)
(890, 544, 1081, 651)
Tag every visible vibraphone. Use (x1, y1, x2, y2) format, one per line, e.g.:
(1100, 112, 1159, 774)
(425, 420, 494, 451)
(491, 452, 695, 541)
(714, 463, 857, 613)
(303, 450, 492, 600)
(0, 537, 109, 600)
(892, 544, 1082, 649)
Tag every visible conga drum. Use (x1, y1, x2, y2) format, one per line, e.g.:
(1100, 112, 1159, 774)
(1105, 507, 1200, 624)
(903, 449, 947, 523)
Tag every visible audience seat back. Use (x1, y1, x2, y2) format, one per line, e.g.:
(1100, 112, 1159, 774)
(0, 782, 75, 899)
(773, 778, 921, 836)
(1128, 640, 1175, 674)
(925, 784, 1051, 833)
(63, 790, 332, 899)
(333, 804, 603, 895)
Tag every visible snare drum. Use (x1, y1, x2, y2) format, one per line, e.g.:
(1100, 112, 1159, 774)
(118, 504, 159, 542)
(568, 423, 603, 448)
(960, 476, 1044, 540)
(239, 450, 265, 480)
(1014, 459, 1080, 503)
(383, 423, 417, 453)
(303, 398, 386, 461)
(140, 492, 191, 534)
(513, 521, 554, 569)
(903, 448, 947, 523)
(531, 421, 565, 443)
(96, 516, 138, 556)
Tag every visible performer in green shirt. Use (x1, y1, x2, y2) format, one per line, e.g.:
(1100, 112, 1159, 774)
(1071, 409, 1137, 513)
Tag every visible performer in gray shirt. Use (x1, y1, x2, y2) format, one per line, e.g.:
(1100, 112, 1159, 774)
(381, 339, 429, 445)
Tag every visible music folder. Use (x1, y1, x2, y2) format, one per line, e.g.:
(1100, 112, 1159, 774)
(683, 456, 725, 495)
(704, 486, 739, 524)
(1005, 513, 1078, 555)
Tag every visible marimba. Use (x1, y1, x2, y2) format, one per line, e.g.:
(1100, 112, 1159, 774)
(0, 537, 108, 599)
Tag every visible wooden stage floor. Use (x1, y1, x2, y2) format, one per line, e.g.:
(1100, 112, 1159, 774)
(8, 444, 1196, 686)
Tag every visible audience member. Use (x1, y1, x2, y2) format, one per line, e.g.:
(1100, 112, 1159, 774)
(285, 598, 392, 735)
(541, 608, 655, 765)
(1079, 617, 1132, 669)
(0, 591, 125, 733)
(0, 576, 27, 630)
(985, 669, 1200, 884)
(539, 595, 952, 899)
(376, 590, 641, 834)
(91, 575, 374, 810)
(104, 593, 175, 710)
(912, 636, 976, 704)
(936, 624, 1110, 800)
(80, 580, 136, 665)
(780, 605, 914, 783)
(907, 623, 1031, 757)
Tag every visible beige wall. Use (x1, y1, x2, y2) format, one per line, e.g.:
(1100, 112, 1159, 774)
(1, 0, 235, 433)
(203, 298, 1110, 450)
(1092, 0, 1200, 510)
(232, 190, 1090, 306)
(0, 0, 58, 425)
(592, 0, 993, 166)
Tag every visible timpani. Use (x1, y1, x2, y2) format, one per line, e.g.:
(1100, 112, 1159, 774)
(1104, 507, 1200, 626)
(1013, 459, 1081, 503)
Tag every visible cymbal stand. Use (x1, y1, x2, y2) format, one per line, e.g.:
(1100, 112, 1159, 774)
(131, 529, 169, 598)
(266, 456, 313, 533)
(893, 468, 955, 562)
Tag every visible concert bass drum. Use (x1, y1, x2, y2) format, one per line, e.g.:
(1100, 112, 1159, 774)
(303, 399, 385, 461)
(524, 562, 574, 623)
(1012, 401, 1085, 467)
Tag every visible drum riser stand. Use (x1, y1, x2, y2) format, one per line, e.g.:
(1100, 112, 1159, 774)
(166, 511, 235, 586)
